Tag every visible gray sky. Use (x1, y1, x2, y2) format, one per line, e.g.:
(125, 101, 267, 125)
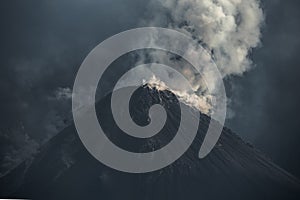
(0, 0, 300, 177)
(226, 0, 300, 177)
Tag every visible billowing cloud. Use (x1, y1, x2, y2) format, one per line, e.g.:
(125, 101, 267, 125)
(134, 0, 264, 114)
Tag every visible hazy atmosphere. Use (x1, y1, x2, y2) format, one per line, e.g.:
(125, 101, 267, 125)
(0, 0, 300, 180)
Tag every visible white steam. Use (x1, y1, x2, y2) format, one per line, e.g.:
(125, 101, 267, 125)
(146, 75, 213, 114)
(135, 0, 264, 114)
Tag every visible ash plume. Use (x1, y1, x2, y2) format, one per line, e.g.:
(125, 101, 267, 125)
(133, 0, 264, 115)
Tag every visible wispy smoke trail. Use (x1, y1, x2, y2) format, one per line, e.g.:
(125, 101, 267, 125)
(134, 0, 264, 114)
(146, 75, 213, 114)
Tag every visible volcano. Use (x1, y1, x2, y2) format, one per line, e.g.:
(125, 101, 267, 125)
(0, 85, 299, 200)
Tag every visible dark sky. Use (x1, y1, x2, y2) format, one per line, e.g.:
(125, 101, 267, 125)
(0, 0, 300, 177)
(226, 0, 300, 178)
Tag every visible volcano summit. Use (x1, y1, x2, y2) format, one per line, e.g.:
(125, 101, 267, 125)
(0, 85, 299, 200)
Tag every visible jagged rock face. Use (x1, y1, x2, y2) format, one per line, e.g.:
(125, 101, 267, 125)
(1, 86, 300, 200)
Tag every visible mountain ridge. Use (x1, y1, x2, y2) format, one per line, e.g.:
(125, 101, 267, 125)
(1, 86, 299, 200)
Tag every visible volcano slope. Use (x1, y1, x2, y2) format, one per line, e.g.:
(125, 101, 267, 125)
(1, 86, 300, 200)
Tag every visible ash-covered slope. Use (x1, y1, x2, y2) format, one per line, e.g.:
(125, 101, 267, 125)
(1, 86, 300, 200)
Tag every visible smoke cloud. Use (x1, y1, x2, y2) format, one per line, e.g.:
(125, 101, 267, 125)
(133, 0, 264, 114)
